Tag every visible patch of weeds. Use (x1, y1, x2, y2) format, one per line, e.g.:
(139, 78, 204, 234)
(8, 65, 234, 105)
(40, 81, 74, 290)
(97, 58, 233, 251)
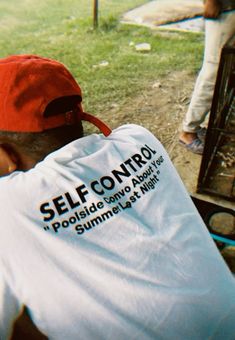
(100, 15, 119, 32)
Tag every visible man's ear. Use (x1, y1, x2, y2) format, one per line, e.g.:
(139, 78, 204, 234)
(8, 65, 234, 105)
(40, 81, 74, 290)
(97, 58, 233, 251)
(0, 145, 18, 176)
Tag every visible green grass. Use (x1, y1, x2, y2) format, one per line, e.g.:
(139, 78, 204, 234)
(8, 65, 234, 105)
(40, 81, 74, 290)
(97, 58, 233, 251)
(0, 0, 204, 114)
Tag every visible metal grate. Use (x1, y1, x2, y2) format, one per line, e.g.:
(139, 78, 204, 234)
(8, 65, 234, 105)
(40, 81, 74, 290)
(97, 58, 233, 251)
(197, 35, 235, 201)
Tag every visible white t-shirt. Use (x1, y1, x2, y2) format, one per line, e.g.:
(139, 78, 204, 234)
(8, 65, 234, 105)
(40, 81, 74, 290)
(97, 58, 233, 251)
(0, 124, 234, 339)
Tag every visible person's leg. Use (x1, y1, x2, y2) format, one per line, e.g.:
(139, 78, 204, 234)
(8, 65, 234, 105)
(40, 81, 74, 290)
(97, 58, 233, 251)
(179, 11, 235, 152)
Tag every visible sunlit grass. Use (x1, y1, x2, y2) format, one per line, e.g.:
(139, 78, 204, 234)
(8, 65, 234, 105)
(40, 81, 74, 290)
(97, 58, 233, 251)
(0, 0, 204, 114)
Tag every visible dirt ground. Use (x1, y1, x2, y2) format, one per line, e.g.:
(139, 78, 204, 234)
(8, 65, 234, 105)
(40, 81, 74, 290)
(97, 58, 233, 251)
(102, 69, 200, 189)
(101, 68, 235, 273)
(102, 68, 232, 207)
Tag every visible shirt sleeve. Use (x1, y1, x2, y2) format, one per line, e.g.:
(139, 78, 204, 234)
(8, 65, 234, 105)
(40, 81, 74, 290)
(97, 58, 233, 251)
(0, 271, 21, 340)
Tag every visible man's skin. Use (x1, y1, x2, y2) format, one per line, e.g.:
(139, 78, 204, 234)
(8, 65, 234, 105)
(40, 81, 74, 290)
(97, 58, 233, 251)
(0, 144, 35, 175)
(179, 0, 221, 145)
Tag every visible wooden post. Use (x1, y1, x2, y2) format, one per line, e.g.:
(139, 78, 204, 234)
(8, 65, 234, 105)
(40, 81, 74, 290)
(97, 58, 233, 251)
(93, 0, 98, 29)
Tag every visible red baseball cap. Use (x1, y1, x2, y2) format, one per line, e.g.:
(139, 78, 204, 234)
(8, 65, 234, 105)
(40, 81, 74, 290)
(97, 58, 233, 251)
(0, 54, 111, 136)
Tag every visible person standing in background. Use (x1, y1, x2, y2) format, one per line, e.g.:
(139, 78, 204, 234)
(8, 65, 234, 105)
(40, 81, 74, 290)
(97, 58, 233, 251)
(179, 0, 235, 154)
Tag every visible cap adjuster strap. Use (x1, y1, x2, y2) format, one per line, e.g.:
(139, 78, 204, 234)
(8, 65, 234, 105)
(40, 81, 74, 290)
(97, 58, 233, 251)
(81, 111, 112, 137)
(42, 108, 112, 137)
